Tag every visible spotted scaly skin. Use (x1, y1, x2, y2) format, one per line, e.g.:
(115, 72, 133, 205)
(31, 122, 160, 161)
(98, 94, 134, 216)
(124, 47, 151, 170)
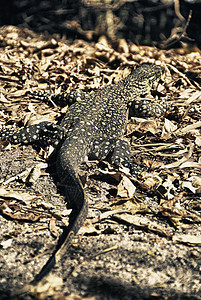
(0, 64, 166, 283)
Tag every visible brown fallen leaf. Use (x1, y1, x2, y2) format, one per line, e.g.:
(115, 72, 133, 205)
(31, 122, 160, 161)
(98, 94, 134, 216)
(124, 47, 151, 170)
(173, 234, 201, 246)
(111, 199, 150, 215)
(135, 119, 158, 135)
(162, 143, 194, 169)
(117, 175, 136, 198)
(195, 136, 201, 146)
(78, 220, 99, 235)
(117, 38, 129, 53)
(180, 161, 201, 170)
(28, 274, 63, 300)
(138, 173, 162, 191)
(160, 205, 201, 227)
(0, 202, 40, 222)
(112, 213, 172, 237)
(28, 163, 48, 184)
(0, 238, 12, 249)
(49, 217, 60, 238)
(180, 121, 201, 134)
(161, 118, 177, 138)
(0, 187, 35, 203)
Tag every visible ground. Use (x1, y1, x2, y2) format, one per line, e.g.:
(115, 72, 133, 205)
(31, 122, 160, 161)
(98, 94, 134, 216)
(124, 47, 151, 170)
(0, 26, 201, 300)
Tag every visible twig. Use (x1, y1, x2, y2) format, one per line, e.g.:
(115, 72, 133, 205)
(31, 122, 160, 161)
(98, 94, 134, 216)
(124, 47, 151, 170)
(160, 10, 193, 49)
(174, 0, 185, 22)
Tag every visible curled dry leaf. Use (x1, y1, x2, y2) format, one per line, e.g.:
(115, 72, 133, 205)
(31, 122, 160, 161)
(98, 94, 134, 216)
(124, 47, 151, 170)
(0, 187, 35, 203)
(161, 177, 177, 200)
(135, 119, 158, 135)
(28, 163, 48, 184)
(161, 118, 177, 138)
(144, 160, 163, 169)
(182, 176, 201, 193)
(137, 172, 162, 191)
(117, 175, 136, 198)
(161, 192, 184, 209)
(180, 161, 201, 170)
(161, 205, 201, 227)
(0, 202, 40, 222)
(117, 38, 129, 54)
(97, 209, 125, 222)
(0, 92, 10, 103)
(113, 213, 172, 237)
(28, 273, 63, 299)
(180, 121, 201, 134)
(78, 220, 99, 235)
(111, 199, 150, 215)
(49, 217, 60, 238)
(162, 143, 194, 169)
(0, 238, 12, 249)
(173, 234, 201, 246)
(195, 136, 201, 147)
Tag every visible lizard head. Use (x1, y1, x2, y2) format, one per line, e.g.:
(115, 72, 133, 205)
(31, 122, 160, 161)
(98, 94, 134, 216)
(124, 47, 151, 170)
(132, 64, 164, 83)
(123, 64, 165, 96)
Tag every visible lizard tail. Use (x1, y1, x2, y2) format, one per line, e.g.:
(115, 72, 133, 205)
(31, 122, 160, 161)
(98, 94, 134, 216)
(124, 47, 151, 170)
(32, 159, 88, 284)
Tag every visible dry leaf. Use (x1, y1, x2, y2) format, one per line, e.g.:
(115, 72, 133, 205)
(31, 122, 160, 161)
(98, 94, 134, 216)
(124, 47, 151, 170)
(49, 217, 59, 238)
(195, 136, 201, 147)
(111, 199, 150, 215)
(182, 181, 197, 193)
(180, 161, 201, 169)
(2, 167, 33, 185)
(78, 220, 99, 235)
(118, 38, 129, 53)
(173, 234, 201, 246)
(138, 173, 162, 191)
(0, 238, 12, 249)
(160, 205, 201, 226)
(28, 274, 63, 299)
(0, 188, 35, 203)
(161, 118, 177, 138)
(28, 163, 48, 183)
(117, 176, 136, 198)
(180, 121, 201, 134)
(136, 119, 158, 135)
(162, 143, 194, 169)
(161, 178, 177, 200)
(113, 213, 171, 237)
(98, 209, 125, 221)
(0, 202, 40, 222)
(183, 176, 201, 193)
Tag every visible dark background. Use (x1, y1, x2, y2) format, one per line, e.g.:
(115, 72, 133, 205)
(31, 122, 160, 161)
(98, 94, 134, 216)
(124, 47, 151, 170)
(0, 0, 201, 48)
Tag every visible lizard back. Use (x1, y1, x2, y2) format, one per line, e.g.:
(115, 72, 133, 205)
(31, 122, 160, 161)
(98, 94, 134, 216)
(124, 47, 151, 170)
(0, 64, 165, 287)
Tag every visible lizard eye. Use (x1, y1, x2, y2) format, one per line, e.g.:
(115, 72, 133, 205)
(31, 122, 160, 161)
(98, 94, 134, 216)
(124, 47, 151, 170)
(147, 75, 155, 85)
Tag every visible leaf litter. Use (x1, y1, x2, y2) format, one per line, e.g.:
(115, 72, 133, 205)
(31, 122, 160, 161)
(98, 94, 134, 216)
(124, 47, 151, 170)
(0, 25, 201, 298)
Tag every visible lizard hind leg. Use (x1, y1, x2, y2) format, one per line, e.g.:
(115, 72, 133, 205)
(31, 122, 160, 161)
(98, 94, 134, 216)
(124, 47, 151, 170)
(0, 122, 67, 147)
(109, 139, 131, 169)
(110, 139, 147, 176)
(90, 138, 145, 176)
(90, 138, 131, 169)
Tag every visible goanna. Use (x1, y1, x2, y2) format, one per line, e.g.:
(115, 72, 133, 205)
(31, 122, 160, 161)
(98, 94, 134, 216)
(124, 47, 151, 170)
(0, 64, 166, 283)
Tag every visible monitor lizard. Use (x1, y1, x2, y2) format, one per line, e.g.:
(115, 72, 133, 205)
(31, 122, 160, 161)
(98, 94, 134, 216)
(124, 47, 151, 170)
(0, 64, 168, 284)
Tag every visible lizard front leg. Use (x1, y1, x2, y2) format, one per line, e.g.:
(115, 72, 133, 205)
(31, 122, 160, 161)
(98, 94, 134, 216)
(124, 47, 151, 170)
(30, 90, 88, 107)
